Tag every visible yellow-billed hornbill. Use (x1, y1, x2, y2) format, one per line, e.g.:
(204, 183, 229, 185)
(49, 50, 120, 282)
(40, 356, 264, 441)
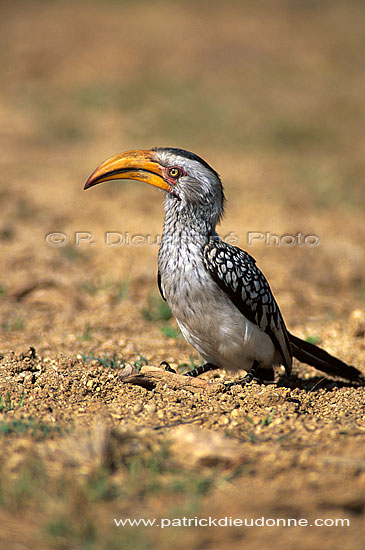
(85, 148, 364, 384)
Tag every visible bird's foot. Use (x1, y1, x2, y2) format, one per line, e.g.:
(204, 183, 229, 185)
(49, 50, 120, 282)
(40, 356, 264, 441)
(223, 361, 262, 390)
(223, 373, 255, 391)
(159, 361, 177, 374)
(161, 361, 218, 378)
(184, 363, 218, 378)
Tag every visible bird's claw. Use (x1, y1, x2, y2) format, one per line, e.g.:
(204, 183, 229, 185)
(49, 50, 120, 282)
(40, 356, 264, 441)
(223, 373, 256, 391)
(159, 361, 177, 374)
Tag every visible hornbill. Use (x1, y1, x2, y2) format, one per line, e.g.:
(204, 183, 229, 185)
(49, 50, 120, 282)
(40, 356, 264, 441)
(85, 148, 364, 385)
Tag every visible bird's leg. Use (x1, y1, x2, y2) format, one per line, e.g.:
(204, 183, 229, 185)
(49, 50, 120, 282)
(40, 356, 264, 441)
(160, 361, 177, 374)
(254, 365, 275, 382)
(184, 362, 218, 378)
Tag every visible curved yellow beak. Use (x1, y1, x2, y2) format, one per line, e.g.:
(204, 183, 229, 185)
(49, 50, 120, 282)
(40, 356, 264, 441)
(84, 149, 171, 193)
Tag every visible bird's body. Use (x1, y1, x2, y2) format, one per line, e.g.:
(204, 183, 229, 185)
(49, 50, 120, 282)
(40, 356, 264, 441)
(158, 205, 281, 374)
(85, 147, 364, 385)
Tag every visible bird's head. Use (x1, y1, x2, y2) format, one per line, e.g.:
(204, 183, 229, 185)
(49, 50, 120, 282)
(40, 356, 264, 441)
(85, 147, 225, 226)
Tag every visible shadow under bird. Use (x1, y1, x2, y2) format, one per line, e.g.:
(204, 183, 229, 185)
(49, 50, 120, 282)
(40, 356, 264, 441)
(85, 147, 364, 385)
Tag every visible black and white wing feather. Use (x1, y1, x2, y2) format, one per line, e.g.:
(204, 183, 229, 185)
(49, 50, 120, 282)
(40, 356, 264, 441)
(203, 237, 292, 373)
(157, 270, 165, 301)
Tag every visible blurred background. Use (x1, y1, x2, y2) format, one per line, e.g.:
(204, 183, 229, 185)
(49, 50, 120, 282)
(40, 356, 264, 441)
(0, 1, 365, 548)
(1, 0, 365, 361)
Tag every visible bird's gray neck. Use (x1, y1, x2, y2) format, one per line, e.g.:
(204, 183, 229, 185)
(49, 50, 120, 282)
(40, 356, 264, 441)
(161, 196, 216, 249)
(158, 196, 218, 281)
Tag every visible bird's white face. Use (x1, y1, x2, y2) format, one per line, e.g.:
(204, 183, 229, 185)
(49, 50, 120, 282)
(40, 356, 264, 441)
(151, 148, 223, 206)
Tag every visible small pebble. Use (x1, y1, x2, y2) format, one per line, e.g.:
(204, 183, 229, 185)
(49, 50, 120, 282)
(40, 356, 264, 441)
(145, 402, 157, 414)
(133, 402, 143, 414)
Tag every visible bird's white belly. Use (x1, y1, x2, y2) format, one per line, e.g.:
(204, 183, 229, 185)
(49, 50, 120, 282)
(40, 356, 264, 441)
(166, 272, 276, 373)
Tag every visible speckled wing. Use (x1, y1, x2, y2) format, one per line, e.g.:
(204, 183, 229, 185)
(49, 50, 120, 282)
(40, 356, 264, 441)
(203, 238, 292, 373)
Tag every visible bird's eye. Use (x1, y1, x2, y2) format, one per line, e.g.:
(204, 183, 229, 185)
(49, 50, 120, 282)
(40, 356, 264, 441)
(168, 167, 182, 179)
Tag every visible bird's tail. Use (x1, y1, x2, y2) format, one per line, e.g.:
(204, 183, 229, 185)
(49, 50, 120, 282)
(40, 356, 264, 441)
(288, 332, 365, 384)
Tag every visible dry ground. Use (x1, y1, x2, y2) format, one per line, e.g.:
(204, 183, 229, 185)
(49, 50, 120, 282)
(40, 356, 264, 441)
(0, 1, 364, 549)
